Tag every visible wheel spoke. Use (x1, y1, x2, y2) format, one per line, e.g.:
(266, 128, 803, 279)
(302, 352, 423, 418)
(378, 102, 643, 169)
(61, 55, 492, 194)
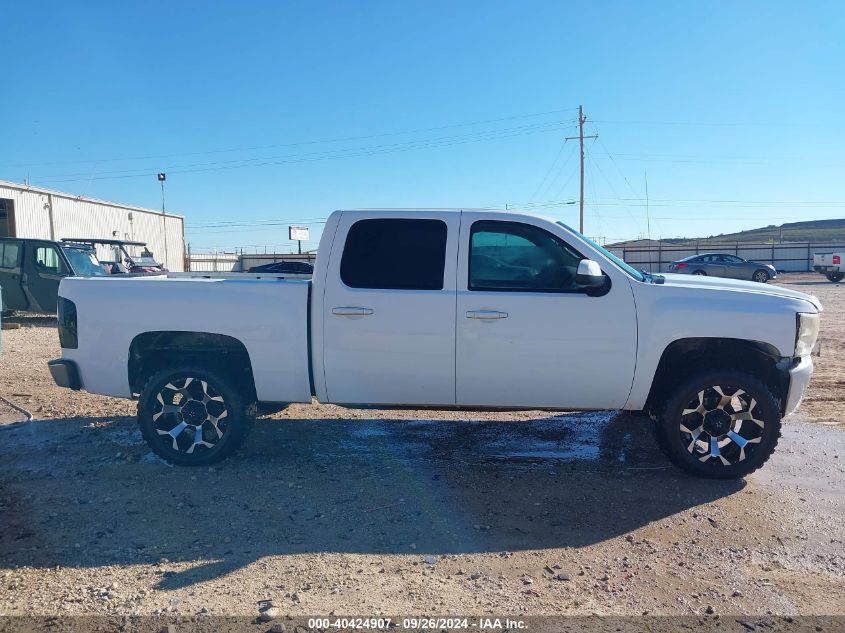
(207, 409, 228, 438)
(682, 390, 706, 416)
(186, 425, 213, 454)
(713, 386, 733, 408)
(157, 420, 188, 450)
(732, 411, 765, 428)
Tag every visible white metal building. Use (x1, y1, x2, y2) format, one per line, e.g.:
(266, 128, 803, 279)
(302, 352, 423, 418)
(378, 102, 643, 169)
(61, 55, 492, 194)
(0, 179, 185, 271)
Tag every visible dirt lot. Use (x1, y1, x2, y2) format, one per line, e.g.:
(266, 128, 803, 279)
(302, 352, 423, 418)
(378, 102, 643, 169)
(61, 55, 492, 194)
(0, 273, 843, 622)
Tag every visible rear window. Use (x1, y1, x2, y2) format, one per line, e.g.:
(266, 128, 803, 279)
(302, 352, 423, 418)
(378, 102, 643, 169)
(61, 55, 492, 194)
(340, 219, 447, 290)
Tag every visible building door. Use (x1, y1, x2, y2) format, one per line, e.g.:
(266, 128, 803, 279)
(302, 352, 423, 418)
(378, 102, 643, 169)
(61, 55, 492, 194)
(0, 199, 15, 237)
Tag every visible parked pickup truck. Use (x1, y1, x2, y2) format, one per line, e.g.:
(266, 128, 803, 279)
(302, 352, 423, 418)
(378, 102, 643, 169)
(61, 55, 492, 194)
(49, 209, 822, 478)
(812, 252, 844, 283)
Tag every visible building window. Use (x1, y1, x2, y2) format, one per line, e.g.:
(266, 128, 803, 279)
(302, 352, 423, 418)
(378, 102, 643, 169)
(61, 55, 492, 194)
(0, 199, 13, 238)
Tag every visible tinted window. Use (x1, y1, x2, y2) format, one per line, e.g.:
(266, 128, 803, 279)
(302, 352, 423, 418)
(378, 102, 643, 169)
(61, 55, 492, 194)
(340, 219, 447, 290)
(469, 221, 583, 292)
(0, 242, 20, 268)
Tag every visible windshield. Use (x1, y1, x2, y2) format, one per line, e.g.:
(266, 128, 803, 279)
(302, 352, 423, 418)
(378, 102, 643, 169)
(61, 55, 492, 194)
(62, 247, 107, 276)
(556, 222, 645, 282)
(134, 256, 161, 267)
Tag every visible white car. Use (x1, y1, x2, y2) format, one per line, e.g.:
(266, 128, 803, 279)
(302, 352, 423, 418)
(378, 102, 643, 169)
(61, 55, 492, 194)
(49, 209, 822, 479)
(812, 252, 844, 283)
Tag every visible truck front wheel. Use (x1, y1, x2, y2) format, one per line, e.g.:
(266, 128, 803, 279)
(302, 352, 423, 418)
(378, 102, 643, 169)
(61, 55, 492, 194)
(137, 365, 254, 466)
(825, 272, 843, 283)
(654, 370, 781, 479)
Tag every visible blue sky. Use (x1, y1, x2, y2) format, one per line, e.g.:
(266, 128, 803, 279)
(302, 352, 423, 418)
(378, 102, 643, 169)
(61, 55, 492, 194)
(2, 1, 843, 251)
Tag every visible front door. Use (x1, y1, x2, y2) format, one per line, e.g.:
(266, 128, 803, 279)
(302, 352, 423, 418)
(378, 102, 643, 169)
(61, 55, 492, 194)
(322, 212, 459, 405)
(23, 241, 67, 313)
(0, 240, 27, 310)
(455, 215, 638, 409)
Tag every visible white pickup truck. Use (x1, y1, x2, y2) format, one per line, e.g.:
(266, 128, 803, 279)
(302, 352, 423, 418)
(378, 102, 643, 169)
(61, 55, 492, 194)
(812, 252, 844, 283)
(49, 209, 822, 479)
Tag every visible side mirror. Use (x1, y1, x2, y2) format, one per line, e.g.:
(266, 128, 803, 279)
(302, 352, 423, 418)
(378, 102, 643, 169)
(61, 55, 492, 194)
(576, 259, 605, 288)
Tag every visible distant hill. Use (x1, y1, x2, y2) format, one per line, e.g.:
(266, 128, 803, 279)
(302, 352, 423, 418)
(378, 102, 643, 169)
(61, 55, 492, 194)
(608, 218, 845, 247)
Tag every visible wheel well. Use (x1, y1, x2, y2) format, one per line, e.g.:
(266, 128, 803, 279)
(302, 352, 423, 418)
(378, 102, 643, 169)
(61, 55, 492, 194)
(644, 338, 788, 416)
(128, 331, 257, 402)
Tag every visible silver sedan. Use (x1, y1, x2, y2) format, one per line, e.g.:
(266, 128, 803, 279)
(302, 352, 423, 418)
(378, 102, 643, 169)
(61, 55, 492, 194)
(666, 253, 777, 283)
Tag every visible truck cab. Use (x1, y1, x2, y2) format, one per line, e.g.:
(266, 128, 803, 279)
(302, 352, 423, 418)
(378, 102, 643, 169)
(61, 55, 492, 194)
(0, 237, 106, 314)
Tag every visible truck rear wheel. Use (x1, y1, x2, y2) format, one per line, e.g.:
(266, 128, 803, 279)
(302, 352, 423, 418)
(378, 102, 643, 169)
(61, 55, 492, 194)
(654, 370, 781, 479)
(825, 272, 843, 283)
(137, 365, 254, 466)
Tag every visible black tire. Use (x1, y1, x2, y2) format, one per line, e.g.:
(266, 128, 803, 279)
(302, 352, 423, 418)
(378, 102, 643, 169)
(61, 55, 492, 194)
(752, 269, 770, 283)
(825, 272, 844, 283)
(138, 365, 254, 466)
(692, 270, 706, 276)
(654, 370, 781, 479)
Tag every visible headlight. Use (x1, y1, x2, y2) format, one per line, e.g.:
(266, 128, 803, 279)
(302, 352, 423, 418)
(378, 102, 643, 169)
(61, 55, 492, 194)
(795, 312, 819, 357)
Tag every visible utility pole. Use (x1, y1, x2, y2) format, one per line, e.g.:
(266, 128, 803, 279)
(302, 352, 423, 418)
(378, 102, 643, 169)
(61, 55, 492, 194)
(565, 105, 598, 233)
(157, 173, 169, 268)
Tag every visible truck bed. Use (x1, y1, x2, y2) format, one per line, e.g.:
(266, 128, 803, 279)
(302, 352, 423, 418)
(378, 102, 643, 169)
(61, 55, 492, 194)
(58, 274, 314, 403)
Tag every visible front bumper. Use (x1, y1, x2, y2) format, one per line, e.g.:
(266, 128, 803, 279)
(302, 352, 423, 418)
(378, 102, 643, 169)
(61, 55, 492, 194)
(783, 355, 813, 416)
(48, 359, 82, 390)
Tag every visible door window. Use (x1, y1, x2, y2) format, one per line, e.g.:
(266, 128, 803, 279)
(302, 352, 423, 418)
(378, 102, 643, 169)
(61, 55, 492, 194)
(0, 242, 20, 268)
(340, 218, 447, 290)
(469, 221, 583, 292)
(35, 245, 65, 274)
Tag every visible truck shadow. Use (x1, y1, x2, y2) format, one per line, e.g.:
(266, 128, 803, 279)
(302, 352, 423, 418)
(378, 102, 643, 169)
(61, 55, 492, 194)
(0, 411, 744, 590)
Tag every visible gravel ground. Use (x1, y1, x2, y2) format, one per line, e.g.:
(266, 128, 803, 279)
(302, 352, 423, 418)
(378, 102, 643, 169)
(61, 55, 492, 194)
(0, 273, 843, 620)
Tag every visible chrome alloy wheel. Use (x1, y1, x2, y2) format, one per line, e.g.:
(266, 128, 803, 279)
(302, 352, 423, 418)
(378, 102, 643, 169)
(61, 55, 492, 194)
(152, 377, 229, 454)
(679, 385, 765, 465)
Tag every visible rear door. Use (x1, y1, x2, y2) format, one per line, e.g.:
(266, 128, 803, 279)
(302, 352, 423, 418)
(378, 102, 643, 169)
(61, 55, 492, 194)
(23, 241, 68, 313)
(700, 255, 726, 276)
(0, 240, 27, 310)
(321, 212, 459, 405)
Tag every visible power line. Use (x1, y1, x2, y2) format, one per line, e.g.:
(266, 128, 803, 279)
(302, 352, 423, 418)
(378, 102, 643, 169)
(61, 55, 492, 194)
(29, 120, 577, 184)
(1, 107, 579, 169)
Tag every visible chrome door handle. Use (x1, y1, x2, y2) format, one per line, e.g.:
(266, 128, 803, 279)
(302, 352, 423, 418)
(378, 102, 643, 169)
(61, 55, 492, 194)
(332, 307, 374, 316)
(466, 310, 508, 320)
